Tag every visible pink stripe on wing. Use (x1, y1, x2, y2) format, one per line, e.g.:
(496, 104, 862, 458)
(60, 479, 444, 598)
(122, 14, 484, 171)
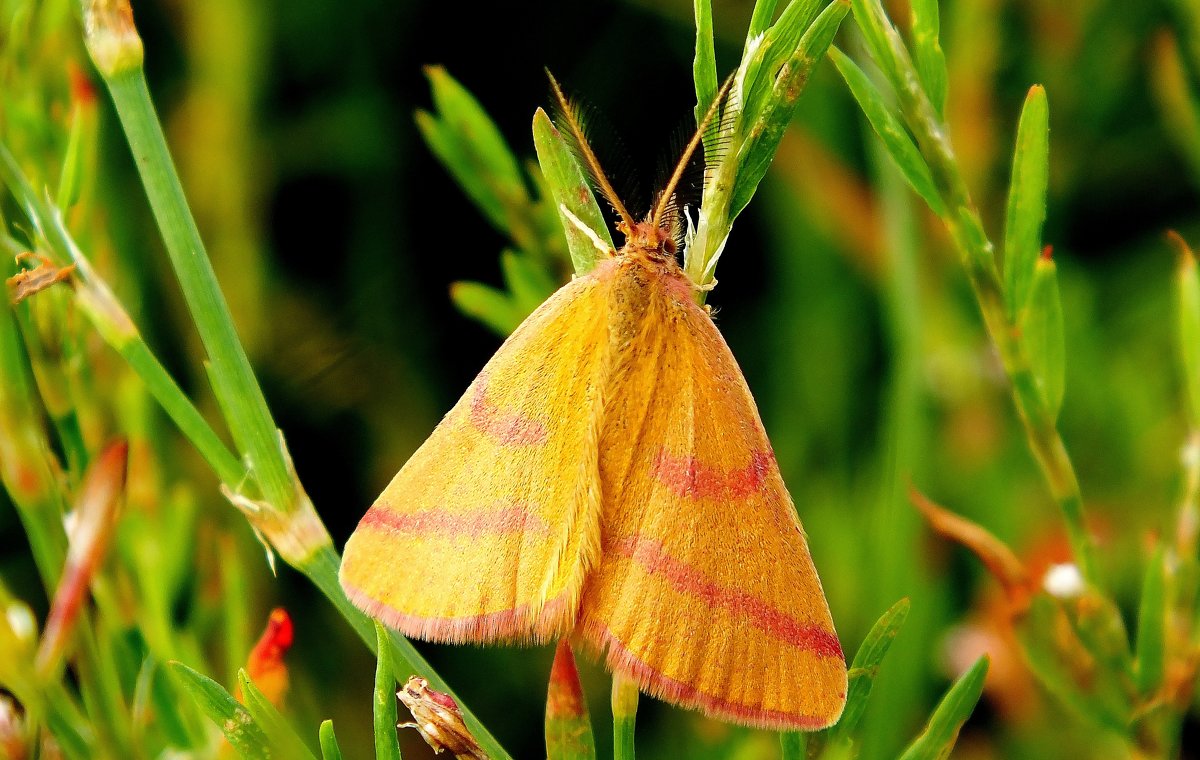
(341, 579, 571, 644)
(651, 448, 775, 499)
(580, 622, 842, 730)
(608, 535, 842, 659)
(361, 502, 550, 539)
(468, 377, 548, 445)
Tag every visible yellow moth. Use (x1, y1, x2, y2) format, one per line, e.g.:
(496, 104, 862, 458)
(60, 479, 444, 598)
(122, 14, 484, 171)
(341, 73, 847, 730)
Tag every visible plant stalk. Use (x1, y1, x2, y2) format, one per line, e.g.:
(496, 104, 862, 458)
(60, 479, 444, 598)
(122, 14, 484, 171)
(849, 0, 1097, 582)
(95, 62, 291, 511)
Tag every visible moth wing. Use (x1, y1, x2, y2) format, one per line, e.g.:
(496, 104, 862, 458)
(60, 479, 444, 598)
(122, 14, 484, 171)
(577, 278, 847, 729)
(340, 266, 615, 644)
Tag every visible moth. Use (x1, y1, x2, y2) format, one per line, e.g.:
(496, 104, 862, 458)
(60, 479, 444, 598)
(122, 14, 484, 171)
(340, 74, 847, 730)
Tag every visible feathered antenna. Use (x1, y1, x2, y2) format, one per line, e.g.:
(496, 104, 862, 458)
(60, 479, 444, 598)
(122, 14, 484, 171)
(546, 70, 635, 232)
(651, 73, 736, 231)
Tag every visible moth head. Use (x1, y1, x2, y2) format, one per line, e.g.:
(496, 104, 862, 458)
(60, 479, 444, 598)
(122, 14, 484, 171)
(625, 220, 677, 261)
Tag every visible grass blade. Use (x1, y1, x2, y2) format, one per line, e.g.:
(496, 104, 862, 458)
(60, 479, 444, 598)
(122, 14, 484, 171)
(731, 0, 848, 218)
(168, 662, 270, 760)
(779, 731, 807, 759)
(694, 0, 718, 143)
(419, 66, 527, 237)
(100, 69, 293, 512)
(910, 0, 948, 115)
(1173, 232, 1200, 421)
(237, 670, 318, 760)
(747, 0, 779, 41)
(1024, 254, 1066, 418)
(896, 655, 989, 760)
(740, 0, 827, 129)
(449, 280, 526, 336)
(829, 47, 944, 215)
(1134, 547, 1167, 697)
(319, 720, 344, 760)
(1003, 85, 1051, 319)
(612, 674, 639, 760)
(532, 108, 613, 274)
(501, 249, 557, 314)
(373, 622, 402, 760)
(827, 597, 911, 742)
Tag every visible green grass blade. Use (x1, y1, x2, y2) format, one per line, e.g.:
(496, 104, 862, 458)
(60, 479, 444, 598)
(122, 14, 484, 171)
(500, 249, 557, 313)
(545, 642, 596, 760)
(1134, 547, 1167, 697)
(829, 47, 944, 215)
(909, 0, 948, 115)
(237, 670, 318, 760)
(419, 66, 527, 236)
(319, 720, 344, 760)
(531, 107, 613, 274)
(747, 0, 779, 41)
(450, 280, 524, 336)
(779, 731, 807, 759)
(847, 0, 905, 89)
(741, 0, 826, 129)
(56, 101, 87, 210)
(373, 622, 403, 760)
(1174, 233, 1200, 422)
(828, 597, 911, 741)
(694, 0, 718, 144)
(896, 655, 989, 760)
(1025, 255, 1066, 418)
(1003, 85, 1051, 319)
(730, 0, 848, 218)
(167, 661, 270, 760)
(101, 69, 293, 511)
(612, 675, 639, 760)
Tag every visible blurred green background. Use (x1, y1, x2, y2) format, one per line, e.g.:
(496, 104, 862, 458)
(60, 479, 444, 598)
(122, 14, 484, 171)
(4, 0, 1200, 757)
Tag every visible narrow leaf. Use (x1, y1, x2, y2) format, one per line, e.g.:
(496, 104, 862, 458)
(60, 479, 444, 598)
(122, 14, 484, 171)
(374, 622, 403, 760)
(694, 0, 719, 140)
(500, 249, 557, 314)
(1171, 232, 1200, 422)
(896, 656, 989, 760)
(1003, 85, 1050, 318)
(532, 108, 613, 275)
(830, 47, 945, 216)
(450, 281, 524, 336)
(730, 0, 848, 218)
(545, 641, 596, 760)
(779, 731, 807, 759)
(427, 65, 526, 203)
(847, 0, 907, 91)
(828, 598, 911, 742)
(417, 67, 528, 236)
(168, 662, 270, 760)
(747, 0, 780, 42)
(319, 720, 344, 760)
(238, 670, 318, 760)
(1024, 254, 1065, 418)
(415, 111, 508, 234)
(611, 675, 639, 760)
(910, 0, 948, 115)
(1134, 547, 1167, 697)
(56, 102, 88, 210)
(741, 0, 826, 128)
